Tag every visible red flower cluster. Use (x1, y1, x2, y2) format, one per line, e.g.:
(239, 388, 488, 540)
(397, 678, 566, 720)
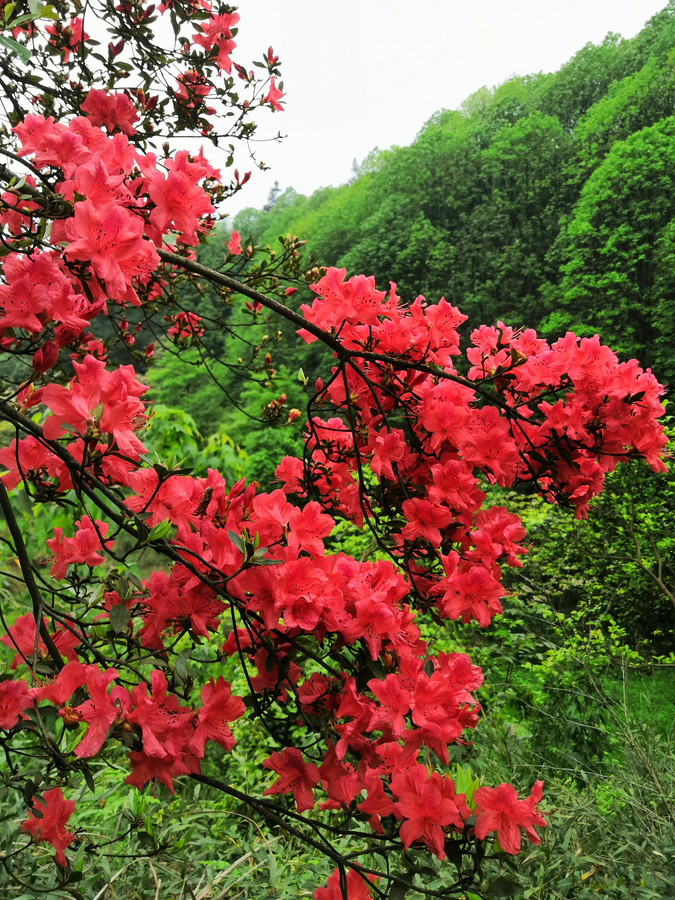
(23, 663, 244, 790)
(46, 516, 113, 578)
(81, 88, 139, 136)
(191, 10, 238, 73)
(0, 45, 667, 882)
(21, 788, 75, 867)
(166, 310, 205, 342)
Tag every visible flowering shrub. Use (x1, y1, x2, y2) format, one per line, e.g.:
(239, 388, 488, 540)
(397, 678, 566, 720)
(0, 1, 668, 897)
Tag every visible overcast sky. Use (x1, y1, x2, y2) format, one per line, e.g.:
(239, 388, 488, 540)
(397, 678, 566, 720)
(224, 0, 668, 218)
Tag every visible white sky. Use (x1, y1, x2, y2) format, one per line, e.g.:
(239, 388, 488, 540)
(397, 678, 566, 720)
(222, 0, 668, 218)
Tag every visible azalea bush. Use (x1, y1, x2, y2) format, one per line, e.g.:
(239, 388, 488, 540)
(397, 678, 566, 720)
(0, 2, 669, 898)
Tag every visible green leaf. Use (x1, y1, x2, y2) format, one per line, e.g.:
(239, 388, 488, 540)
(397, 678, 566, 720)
(174, 649, 190, 683)
(82, 768, 95, 793)
(22, 779, 35, 804)
(0, 34, 31, 63)
(148, 518, 173, 541)
(249, 553, 283, 566)
(389, 879, 411, 900)
(109, 604, 130, 634)
(453, 764, 480, 805)
(485, 877, 523, 897)
(228, 530, 245, 553)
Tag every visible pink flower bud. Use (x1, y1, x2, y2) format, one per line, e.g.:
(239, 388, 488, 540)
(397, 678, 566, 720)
(33, 341, 58, 374)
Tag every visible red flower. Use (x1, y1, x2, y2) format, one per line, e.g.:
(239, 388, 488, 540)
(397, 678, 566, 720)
(128, 670, 192, 759)
(148, 151, 215, 246)
(401, 497, 452, 548)
(263, 77, 285, 112)
(0, 613, 80, 670)
(473, 780, 546, 854)
(45, 17, 89, 63)
(318, 743, 361, 809)
(314, 868, 374, 900)
(46, 516, 113, 579)
(357, 769, 394, 833)
(70, 666, 122, 758)
(227, 230, 242, 255)
(80, 89, 139, 136)
(392, 765, 468, 859)
(369, 427, 411, 482)
(189, 676, 245, 756)
(65, 200, 159, 302)
(21, 787, 76, 867)
(263, 747, 320, 812)
(39, 356, 149, 457)
(0, 436, 59, 491)
(0, 679, 31, 730)
(29, 660, 87, 706)
(287, 501, 334, 557)
(191, 11, 239, 73)
(367, 673, 412, 737)
(433, 557, 505, 628)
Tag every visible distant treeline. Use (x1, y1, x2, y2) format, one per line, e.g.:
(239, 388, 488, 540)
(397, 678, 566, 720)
(228, 1, 675, 387)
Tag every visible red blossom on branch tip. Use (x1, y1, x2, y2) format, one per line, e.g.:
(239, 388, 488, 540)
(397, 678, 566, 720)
(166, 310, 204, 341)
(314, 868, 375, 900)
(148, 151, 215, 246)
(21, 787, 76, 867)
(46, 516, 113, 579)
(0, 614, 80, 670)
(227, 230, 242, 255)
(0, 679, 32, 730)
(473, 780, 546, 854)
(392, 765, 469, 859)
(45, 17, 89, 63)
(65, 200, 159, 303)
(30, 660, 86, 704)
(263, 77, 285, 112)
(265, 46, 280, 68)
(263, 747, 320, 812)
(189, 676, 245, 757)
(70, 666, 124, 758)
(81, 89, 139, 136)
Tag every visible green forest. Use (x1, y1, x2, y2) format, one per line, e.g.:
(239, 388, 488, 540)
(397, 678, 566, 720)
(140, 4, 675, 896)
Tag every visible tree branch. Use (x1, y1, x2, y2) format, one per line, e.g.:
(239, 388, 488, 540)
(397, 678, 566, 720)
(0, 480, 64, 670)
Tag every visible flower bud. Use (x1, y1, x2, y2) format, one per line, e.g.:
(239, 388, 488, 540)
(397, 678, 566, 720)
(32, 341, 58, 374)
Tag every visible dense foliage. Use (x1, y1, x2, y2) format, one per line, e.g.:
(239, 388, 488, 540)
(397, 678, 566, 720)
(0, 3, 674, 900)
(230, 2, 675, 388)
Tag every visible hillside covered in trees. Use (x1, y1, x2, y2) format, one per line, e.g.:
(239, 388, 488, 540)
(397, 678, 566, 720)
(147, 1, 675, 491)
(230, 1, 675, 385)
